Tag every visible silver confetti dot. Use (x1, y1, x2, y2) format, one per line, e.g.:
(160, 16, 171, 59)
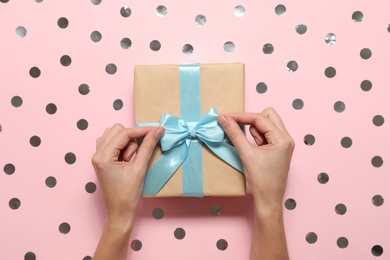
(90, 31, 102, 42)
(334, 101, 345, 113)
(216, 239, 228, 250)
(35, 0, 43, 2)
(57, 17, 69, 29)
(156, 5, 167, 17)
(150, 40, 161, 51)
(120, 6, 131, 18)
(360, 48, 372, 59)
(15, 26, 27, 37)
(195, 14, 207, 26)
(387, 24, 390, 33)
(295, 23, 307, 34)
(325, 33, 336, 45)
(325, 67, 336, 78)
(275, 4, 286, 15)
(292, 99, 304, 110)
(337, 237, 349, 248)
(91, 0, 101, 5)
(372, 195, 384, 207)
(79, 84, 90, 95)
(352, 11, 363, 22)
(60, 55, 72, 66)
(106, 63, 117, 75)
(120, 38, 132, 49)
(182, 44, 193, 55)
(263, 43, 274, 54)
(224, 41, 235, 52)
(287, 60, 298, 72)
(131, 240, 142, 251)
(234, 5, 245, 17)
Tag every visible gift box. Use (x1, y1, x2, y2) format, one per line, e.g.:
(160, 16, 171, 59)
(134, 63, 246, 197)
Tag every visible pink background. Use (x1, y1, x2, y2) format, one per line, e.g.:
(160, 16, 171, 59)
(1, 0, 389, 259)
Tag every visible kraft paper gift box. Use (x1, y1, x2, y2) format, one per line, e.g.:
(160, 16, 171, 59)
(134, 63, 246, 197)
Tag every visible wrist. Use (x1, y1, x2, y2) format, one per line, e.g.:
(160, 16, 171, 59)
(104, 212, 136, 235)
(253, 199, 284, 222)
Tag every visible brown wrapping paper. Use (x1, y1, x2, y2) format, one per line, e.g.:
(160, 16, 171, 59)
(134, 63, 246, 197)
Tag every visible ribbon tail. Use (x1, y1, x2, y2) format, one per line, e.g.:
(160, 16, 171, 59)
(205, 142, 244, 173)
(143, 143, 188, 196)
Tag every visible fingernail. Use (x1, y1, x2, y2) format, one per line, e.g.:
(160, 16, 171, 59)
(218, 115, 228, 127)
(254, 137, 261, 146)
(155, 126, 165, 137)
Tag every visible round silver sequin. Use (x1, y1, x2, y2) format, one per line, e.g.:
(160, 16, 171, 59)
(45, 176, 57, 188)
(150, 40, 161, 51)
(120, 38, 132, 49)
(105, 63, 117, 75)
(46, 103, 57, 115)
(285, 198, 297, 210)
(29, 67, 41, 78)
(35, 0, 43, 2)
(256, 82, 267, 94)
(90, 0, 101, 5)
(275, 4, 286, 16)
(11, 96, 23, 107)
(372, 195, 384, 207)
(79, 84, 90, 95)
(60, 55, 72, 66)
(210, 205, 222, 216)
(325, 67, 336, 78)
(263, 43, 274, 54)
(373, 115, 384, 127)
(306, 232, 318, 244)
(30, 135, 41, 147)
(352, 11, 363, 22)
(295, 23, 307, 35)
(113, 99, 123, 110)
(24, 252, 36, 260)
(224, 41, 235, 52)
(195, 14, 207, 26)
(360, 48, 372, 59)
(340, 137, 352, 148)
(65, 152, 76, 164)
(0, 0, 10, 3)
(292, 99, 304, 110)
(174, 228, 186, 239)
(216, 239, 228, 250)
(387, 24, 390, 33)
(337, 237, 349, 248)
(182, 44, 193, 55)
(90, 31, 102, 42)
(85, 182, 96, 193)
(334, 101, 345, 113)
(120, 6, 131, 17)
(287, 60, 298, 72)
(156, 5, 167, 17)
(15, 26, 27, 38)
(317, 172, 329, 184)
(360, 80, 372, 91)
(77, 119, 88, 130)
(325, 33, 336, 45)
(57, 17, 69, 29)
(131, 240, 142, 251)
(0, 124, 2, 132)
(83, 256, 92, 260)
(59, 222, 71, 234)
(234, 5, 245, 17)
(335, 203, 347, 215)
(372, 245, 384, 256)
(9, 198, 21, 210)
(371, 156, 383, 168)
(4, 163, 15, 175)
(152, 208, 164, 219)
(304, 134, 315, 146)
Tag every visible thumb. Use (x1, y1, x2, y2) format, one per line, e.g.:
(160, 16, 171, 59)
(134, 126, 165, 169)
(218, 115, 250, 154)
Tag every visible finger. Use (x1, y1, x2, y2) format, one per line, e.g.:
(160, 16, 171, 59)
(260, 107, 291, 136)
(121, 139, 139, 162)
(134, 126, 165, 169)
(104, 127, 156, 159)
(96, 137, 101, 150)
(217, 115, 251, 154)
(249, 125, 266, 145)
(98, 123, 125, 151)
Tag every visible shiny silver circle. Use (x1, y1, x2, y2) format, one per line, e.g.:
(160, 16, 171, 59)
(275, 4, 286, 15)
(360, 80, 372, 91)
(59, 222, 71, 234)
(65, 152, 76, 164)
(182, 44, 193, 55)
(106, 63, 117, 75)
(30, 136, 41, 147)
(256, 82, 267, 94)
(360, 48, 372, 59)
(57, 17, 69, 29)
(0, 124, 2, 133)
(24, 252, 36, 260)
(15, 26, 27, 37)
(45, 176, 57, 188)
(113, 99, 123, 110)
(195, 14, 207, 26)
(335, 204, 347, 215)
(11, 96, 23, 107)
(210, 205, 222, 216)
(120, 38, 132, 49)
(46, 103, 57, 115)
(285, 198, 297, 210)
(373, 115, 384, 127)
(9, 198, 21, 210)
(0, 0, 10, 2)
(35, 0, 43, 2)
(325, 33, 336, 45)
(30, 66, 41, 78)
(306, 232, 318, 244)
(325, 67, 336, 78)
(334, 101, 345, 113)
(304, 134, 315, 146)
(263, 43, 274, 54)
(77, 119, 88, 130)
(372, 195, 384, 206)
(120, 6, 131, 17)
(152, 208, 164, 219)
(295, 23, 307, 34)
(224, 41, 235, 52)
(341, 137, 352, 148)
(352, 11, 363, 22)
(372, 245, 384, 256)
(216, 239, 228, 250)
(371, 156, 383, 168)
(317, 172, 329, 184)
(174, 228, 186, 239)
(156, 5, 167, 17)
(79, 84, 90, 95)
(150, 40, 161, 51)
(90, 31, 102, 42)
(292, 99, 304, 110)
(91, 0, 101, 5)
(388, 24, 390, 33)
(337, 237, 349, 248)
(131, 240, 142, 251)
(4, 163, 16, 175)
(85, 182, 96, 193)
(60, 55, 71, 66)
(287, 60, 298, 72)
(234, 5, 245, 17)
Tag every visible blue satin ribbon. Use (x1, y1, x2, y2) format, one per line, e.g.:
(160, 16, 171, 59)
(140, 64, 243, 197)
